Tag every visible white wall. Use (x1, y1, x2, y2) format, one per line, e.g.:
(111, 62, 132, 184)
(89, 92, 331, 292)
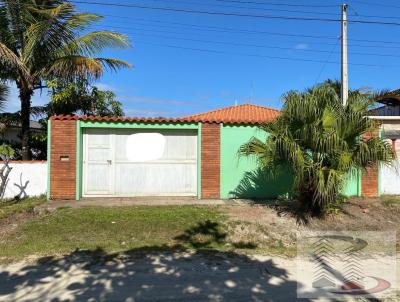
(381, 160, 400, 195)
(381, 121, 400, 195)
(2, 161, 47, 199)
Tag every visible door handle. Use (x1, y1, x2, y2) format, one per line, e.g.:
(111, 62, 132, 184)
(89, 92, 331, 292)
(107, 160, 112, 164)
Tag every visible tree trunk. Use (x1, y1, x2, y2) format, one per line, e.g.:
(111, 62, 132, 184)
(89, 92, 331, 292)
(19, 88, 33, 160)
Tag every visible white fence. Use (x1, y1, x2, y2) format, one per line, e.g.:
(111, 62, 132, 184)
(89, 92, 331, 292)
(2, 161, 47, 199)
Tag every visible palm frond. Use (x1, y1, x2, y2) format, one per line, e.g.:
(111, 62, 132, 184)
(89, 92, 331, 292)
(0, 42, 29, 80)
(59, 31, 131, 57)
(45, 56, 132, 81)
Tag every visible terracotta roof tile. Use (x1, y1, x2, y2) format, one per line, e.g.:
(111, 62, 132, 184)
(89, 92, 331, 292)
(49, 103, 280, 125)
(49, 115, 195, 123)
(182, 103, 280, 124)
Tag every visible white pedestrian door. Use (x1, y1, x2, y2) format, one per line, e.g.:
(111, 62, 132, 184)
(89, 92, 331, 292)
(83, 128, 197, 197)
(83, 129, 113, 195)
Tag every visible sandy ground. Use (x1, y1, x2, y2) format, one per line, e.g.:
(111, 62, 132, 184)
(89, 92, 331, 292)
(225, 198, 400, 249)
(0, 251, 398, 302)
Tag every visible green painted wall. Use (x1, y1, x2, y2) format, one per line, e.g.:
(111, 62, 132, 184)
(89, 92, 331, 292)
(220, 124, 360, 199)
(220, 125, 292, 199)
(342, 171, 361, 197)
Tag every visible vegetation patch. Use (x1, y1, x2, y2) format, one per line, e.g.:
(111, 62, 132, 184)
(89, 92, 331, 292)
(0, 196, 46, 220)
(0, 206, 242, 259)
(240, 81, 394, 217)
(382, 196, 400, 207)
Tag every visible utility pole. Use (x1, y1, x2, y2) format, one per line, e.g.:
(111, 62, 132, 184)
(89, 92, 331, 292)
(341, 3, 349, 106)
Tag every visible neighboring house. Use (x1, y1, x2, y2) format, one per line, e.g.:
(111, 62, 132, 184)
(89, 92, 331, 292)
(47, 103, 363, 201)
(367, 89, 400, 196)
(370, 88, 400, 117)
(0, 120, 44, 144)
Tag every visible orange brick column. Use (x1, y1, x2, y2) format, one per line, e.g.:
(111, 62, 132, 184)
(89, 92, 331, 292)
(50, 118, 77, 199)
(362, 165, 378, 197)
(201, 123, 220, 199)
(361, 129, 379, 197)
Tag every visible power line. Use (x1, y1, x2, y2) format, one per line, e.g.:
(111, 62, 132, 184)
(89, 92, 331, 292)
(70, 0, 400, 27)
(217, 0, 400, 20)
(133, 0, 345, 16)
(134, 40, 400, 68)
(98, 24, 400, 58)
(315, 38, 340, 83)
(104, 17, 339, 40)
(7, 0, 400, 47)
(352, 0, 400, 10)
(104, 16, 400, 46)
(10, 0, 400, 20)
(98, 23, 400, 52)
(8, 0, 400, 25)
(215, 0, 340, 8)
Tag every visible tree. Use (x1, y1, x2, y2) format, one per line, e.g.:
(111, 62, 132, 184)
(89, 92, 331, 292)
(240, 82, 394, 216)
(0, 143, 15, 199)
(46, 80, 124, 116)
(0, 0, 131, 159)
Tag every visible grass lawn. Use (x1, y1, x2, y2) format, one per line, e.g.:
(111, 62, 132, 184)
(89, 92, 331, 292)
(0, 196, 46, 220)
(0, 206, 232, 259)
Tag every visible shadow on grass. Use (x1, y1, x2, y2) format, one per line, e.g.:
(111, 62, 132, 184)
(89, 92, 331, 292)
(0, 220, 327, 302)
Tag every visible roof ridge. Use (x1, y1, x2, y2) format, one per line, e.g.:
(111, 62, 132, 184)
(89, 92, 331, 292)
(184, 103, 279, 118)
(241, 103, 281, 112)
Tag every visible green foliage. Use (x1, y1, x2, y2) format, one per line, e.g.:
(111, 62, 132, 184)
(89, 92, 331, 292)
(0, 0, 131, 158)
(0, 143, 15, 159)
(240, 81, 394, 216)
(0, 195, 46, 219)
(0, 0, 131, 83)
(383, 197, 400, 207)
(0, 206, 225, 258)
(46, 80, 124, 116)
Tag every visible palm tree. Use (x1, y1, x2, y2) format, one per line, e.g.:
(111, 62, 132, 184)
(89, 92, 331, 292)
(240, 82, 394, 216)
(0, 0, 131, 159)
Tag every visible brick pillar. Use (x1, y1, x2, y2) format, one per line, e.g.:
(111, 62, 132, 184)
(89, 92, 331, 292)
(361, 129, 379, 197)
(201, 123, 220, 199)
(50, 118, 77, 199)
(362, 165, 378, 197)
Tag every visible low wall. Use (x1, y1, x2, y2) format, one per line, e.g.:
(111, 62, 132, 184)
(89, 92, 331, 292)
(2, 161, 47, 199)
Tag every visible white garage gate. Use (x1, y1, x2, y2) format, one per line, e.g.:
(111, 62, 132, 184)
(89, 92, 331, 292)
(82, 128, 198, 197)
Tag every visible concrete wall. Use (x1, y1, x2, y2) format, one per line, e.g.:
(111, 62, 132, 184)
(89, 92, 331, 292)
(220, 125, 360, 199)
(220, 125, 292, 199)
(381, 121, 400, 195)
(3, 161, 47, 199)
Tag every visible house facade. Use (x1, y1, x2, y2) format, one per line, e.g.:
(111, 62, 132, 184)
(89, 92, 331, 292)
(48, 103, 362, 201)
(365, 89, 400, 196)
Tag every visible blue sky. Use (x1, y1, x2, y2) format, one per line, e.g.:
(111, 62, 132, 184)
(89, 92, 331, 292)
(6, 0, 400, 117)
